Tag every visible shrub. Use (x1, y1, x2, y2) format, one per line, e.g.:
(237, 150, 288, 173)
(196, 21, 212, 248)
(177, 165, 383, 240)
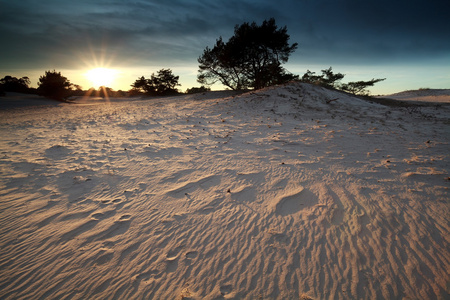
(37, 70, 73, 100)
(186, 86, 211, 94)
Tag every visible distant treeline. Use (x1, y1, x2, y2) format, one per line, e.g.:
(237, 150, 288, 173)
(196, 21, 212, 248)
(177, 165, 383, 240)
(0, 71, 211, 101)
(1, 18, 384, 100)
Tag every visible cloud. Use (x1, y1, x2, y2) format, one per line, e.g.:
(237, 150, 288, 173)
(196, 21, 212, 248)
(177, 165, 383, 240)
(0, 0, 448, 73)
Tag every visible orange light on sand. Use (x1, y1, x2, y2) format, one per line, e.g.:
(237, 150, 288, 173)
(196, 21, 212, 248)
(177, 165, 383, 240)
(85, 68, 118, 89)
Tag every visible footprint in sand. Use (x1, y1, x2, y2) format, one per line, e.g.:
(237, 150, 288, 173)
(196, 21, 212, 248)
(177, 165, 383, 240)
(94, 217, 132, 240)
(220, 285, 232, 295)
(90, 210, 116, 220)
(166, 175, 221, 198)
(95, 250, 114, 265)
(99, 198, 124, 207)
(185, 251, 198, 259)
(135, 269, 161, 281)
(119, 214, 131, 221)
(274, 188, 318, 216)
(166, 245, 184, 260)
(165, 245, 185, 273)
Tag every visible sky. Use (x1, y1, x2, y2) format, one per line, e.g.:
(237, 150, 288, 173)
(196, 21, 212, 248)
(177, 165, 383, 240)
(1, 0, 449, 95)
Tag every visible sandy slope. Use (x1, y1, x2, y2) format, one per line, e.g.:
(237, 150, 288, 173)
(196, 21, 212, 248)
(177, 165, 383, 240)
(382, 89, 450, 103)
(0, 82, 449, 299)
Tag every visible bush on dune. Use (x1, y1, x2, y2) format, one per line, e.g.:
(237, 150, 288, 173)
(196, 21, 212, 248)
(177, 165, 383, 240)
(37, 70, 74, 101)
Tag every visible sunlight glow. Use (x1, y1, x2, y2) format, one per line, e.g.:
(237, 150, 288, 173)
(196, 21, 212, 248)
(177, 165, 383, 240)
(85, 68, 118, 89)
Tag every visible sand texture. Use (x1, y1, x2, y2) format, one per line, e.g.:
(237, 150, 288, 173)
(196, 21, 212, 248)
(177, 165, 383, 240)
(1, 83, 449, 299)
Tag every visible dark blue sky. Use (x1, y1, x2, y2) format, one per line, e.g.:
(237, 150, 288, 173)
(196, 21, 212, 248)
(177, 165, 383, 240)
(1, 0, 449, 93)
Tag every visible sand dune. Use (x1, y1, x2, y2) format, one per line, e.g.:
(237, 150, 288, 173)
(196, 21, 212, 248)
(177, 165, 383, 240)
(382, 88, 450, 103)
(1, 82, 449, 299)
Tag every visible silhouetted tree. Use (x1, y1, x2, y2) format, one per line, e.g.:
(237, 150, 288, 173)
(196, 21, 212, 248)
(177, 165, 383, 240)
(98, 86, 114, 98)
(301, 70, 324, 85)
(340, 78, 386, 96)
(37, 70, 73, 100)
(198, 18, 298, 90)
(301, 67, 385, 95)
(301, 67, 344, 88)
(186, 86, 211, 94)
(0, 75, 31, 93)
(131, 69, 180, 96)
(131, 76, 149, 94)
(320, 67, 345, 88)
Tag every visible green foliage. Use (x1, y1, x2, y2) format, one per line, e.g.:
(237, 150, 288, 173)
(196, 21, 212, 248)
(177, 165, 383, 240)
(131, 69, 180, 96)
(186, 86, 211, 94)
(340, 78, 386, 96)
(198, 18, 298, 90)
(0, 75, 31, 93)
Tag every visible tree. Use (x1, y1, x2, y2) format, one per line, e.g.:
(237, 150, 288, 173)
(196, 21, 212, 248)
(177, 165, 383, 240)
(301, 67, 385, 95)
(340, 78, 386, 96)
(301, 67, 344, 88)
(131, 76, 150, 94)
(320, 67, 345, 88)
(131, 69, 180, 96)
(186, 86, 211, 94)
(0, 75, 31, 93)
(37, 70, 73, 100)
(198, 18, 298, 90)
(98, 86, 114, 98)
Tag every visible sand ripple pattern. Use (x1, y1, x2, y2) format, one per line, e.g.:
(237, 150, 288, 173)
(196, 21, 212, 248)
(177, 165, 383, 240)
(0, 83, 449, 299)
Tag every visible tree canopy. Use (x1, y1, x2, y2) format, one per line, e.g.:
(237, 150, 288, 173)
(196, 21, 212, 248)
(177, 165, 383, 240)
(131, 69, 180, 96)
(0, 75, 31, 93)
(37, 70, 73, 100)
(301, 67, 345, 89)
(198, 18, 298, 90)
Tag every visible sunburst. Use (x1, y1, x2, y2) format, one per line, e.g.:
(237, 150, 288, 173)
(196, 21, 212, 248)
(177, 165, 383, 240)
(85, 68, 118, 89)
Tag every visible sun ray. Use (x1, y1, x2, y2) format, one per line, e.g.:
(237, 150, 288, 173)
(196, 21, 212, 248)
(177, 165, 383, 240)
(85, 68, 118, 89)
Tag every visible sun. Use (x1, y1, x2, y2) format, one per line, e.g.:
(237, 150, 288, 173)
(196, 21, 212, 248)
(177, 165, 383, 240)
(85, 68, 118, 89)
